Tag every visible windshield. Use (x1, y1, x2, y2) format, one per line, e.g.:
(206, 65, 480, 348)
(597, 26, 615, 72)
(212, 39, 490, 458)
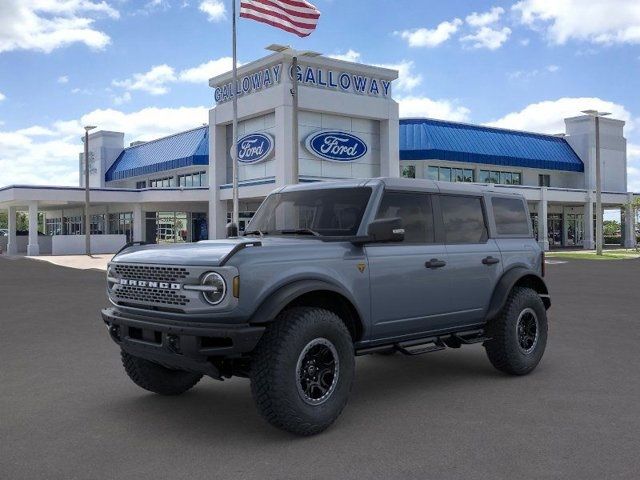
(246, 187, 372, 237)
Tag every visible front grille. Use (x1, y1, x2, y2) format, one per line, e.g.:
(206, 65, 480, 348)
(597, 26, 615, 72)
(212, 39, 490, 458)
(115, 285, 190, 306)
(113, 264, 189, 283)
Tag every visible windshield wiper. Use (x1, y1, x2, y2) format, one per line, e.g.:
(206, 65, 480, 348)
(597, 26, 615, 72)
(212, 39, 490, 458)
(278, 228, 321, 237)
(244, 229, 267, 237)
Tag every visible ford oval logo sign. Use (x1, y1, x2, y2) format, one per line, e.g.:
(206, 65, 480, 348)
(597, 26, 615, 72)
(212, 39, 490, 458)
(305, 131, 368, 162)
(233, 132, 274, 164)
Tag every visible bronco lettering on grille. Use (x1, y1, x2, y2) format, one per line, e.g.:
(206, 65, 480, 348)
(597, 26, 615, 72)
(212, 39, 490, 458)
(119, 279, 181, 290)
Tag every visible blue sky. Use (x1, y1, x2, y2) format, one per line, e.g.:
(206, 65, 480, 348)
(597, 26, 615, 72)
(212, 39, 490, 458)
(0, 0, 639, 190)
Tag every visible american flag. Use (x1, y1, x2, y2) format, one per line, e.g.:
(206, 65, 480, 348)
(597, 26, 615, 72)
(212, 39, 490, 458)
(240, 0, 321, 38)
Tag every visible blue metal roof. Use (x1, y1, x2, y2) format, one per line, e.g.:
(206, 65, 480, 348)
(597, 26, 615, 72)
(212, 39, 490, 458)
(399, 118, 584, 172)
(105, 126, 209, 181)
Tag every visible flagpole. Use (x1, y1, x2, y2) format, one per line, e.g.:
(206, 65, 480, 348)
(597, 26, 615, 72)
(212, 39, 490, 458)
(231, 0, 240, 235)
(291, 55, 299, 184)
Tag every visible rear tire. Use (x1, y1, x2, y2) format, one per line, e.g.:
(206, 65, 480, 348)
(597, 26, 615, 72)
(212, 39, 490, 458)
(121, 351, 202, 395)
(484, 287, 548, 375)
(250, 307, 355, 436)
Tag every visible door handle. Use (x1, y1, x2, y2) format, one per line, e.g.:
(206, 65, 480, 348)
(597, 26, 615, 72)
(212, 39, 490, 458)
(425, 258, 446, 269)
(482, 256, 500, 265)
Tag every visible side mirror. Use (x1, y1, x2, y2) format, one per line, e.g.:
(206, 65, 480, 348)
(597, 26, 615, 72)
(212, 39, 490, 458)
(366, 217, 404, 243)
(226, 222, 238, 238)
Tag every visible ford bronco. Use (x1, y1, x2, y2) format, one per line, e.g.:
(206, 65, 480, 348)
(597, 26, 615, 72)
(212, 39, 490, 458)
(102, 178, 550, 435)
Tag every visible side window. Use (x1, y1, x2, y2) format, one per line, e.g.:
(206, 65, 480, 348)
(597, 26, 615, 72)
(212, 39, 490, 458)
(376, 191, 434, 243)
(492, 197, 530, 236)
(440, 195, 487, 244)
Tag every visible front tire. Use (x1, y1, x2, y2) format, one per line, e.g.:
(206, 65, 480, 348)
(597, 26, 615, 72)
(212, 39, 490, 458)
(250, 307, 355, 436)
(484, 287, 548, 375)
(121, 351, 202, 395)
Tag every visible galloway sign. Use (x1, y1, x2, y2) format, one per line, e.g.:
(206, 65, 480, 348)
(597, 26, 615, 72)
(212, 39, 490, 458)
(214, 64, 282, 104)
(291, 64, 392, 99)
(233, 132, 275, 164)
(213, 62, 393, 104)
(305, 131, 368, 162)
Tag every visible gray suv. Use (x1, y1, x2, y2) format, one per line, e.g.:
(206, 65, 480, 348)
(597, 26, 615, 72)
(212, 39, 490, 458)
(102, 178, 550, 435)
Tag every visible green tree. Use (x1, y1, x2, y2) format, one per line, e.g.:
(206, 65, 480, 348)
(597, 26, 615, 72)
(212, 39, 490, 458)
(603, 220, 620, 236)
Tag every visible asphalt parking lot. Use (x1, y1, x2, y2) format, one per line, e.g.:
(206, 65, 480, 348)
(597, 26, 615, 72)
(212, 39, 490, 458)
(1, 257, 639, 480)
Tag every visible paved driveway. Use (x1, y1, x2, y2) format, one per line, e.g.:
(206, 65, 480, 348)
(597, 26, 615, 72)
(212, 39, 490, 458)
(1, 257, 639, 479)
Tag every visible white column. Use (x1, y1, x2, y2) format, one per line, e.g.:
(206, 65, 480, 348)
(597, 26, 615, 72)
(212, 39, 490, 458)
(27, 201, 40, 256)
(380, 101, 400, 177)
(624, 194, 636, 248)
(132, 204, 143, 242)
(537, 188, 549, 251)
(583, 195, 595, 249)
(274, 104, 295, 187)
(7, 206, 18, 255)
(209, 112, 230, 239)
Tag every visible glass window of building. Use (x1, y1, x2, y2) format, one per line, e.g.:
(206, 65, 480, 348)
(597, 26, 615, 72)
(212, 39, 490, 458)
(438, 167, 451, 182)
(401, 165, 416, 179)
(150, 176, 175, 188)
(136, 181, 146, 189)
(492, 197, 530, 235)
(440, 195, 487, 244)
(45, 218, 63, 235)
(539, 174, 550, 187)
(177, 171, 207, 187)
(427, 166, 474, 183)
(109, 212, 133, 242)
(90, 214, 106, 234)
(145, 211, 207, 243)
(479, 170, 521, 185)
(376, 192, 434, 243)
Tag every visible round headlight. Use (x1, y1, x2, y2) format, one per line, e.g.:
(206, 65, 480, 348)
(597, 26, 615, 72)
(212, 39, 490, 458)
(201, 272, 226, 305)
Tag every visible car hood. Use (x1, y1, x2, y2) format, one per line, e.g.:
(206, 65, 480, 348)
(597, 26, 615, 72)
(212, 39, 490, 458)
(111, 236, 326, 266)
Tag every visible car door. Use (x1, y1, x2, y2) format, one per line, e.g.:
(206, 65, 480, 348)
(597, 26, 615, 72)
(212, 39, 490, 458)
(365, 190, 452, 341)
(438, 193, 503, 328)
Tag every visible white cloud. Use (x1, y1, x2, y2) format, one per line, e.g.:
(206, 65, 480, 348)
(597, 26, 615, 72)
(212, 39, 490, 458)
(327, 51, 421, 93)
(57, 75, 69, 84)
(513, 0, 640, 45)
(199, 0, 226, 22)
(328, 50, 362, 63)
(112, 91, 131, 105)
(0, 92, 5, 102)
(396, 19, 462, 47)
(112, 64, 177, 95)
(373, 60, 422, 93)
(508, 64, 560, 81)
(178, 57, 234, 83)
(461, 26, 511, 50)
(0, 0, 119, 54)
(111, 57, 234, 97)
(485, 97, 634, 134)
(0, 106, 209, 187)
(520, 38, 530, 46)
(466, 6, 504, 27)
(398, 96, 471, 122)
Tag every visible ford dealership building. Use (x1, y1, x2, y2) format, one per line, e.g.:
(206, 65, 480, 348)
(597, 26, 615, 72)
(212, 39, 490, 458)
(0, 52, 637, 255)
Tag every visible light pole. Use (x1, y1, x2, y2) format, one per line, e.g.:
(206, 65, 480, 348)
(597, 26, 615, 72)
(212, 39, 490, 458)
(266, 44, 321, 184)
(83, 125, 97, 256)
(581, 110, 610, 256)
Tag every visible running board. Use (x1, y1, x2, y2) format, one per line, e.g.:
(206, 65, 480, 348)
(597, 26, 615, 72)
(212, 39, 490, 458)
(355, 329, 490, 357)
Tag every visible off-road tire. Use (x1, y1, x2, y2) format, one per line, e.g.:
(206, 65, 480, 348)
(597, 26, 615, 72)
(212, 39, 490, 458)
(250, 307, 355, 436)
(121, 350, 202, 395)
(484, 287, 548, 375)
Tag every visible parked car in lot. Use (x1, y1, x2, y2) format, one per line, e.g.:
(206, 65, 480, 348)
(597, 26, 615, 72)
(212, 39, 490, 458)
(0, 229, 8, 236)
(102, 178, 550, 435)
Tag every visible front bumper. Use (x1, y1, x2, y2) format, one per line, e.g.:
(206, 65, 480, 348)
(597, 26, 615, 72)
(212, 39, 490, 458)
(101, 307, 265, 377)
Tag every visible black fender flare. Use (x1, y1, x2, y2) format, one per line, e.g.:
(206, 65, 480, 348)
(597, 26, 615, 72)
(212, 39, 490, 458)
(485, 267, 550, 321)
(249, 279, 363, 326)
